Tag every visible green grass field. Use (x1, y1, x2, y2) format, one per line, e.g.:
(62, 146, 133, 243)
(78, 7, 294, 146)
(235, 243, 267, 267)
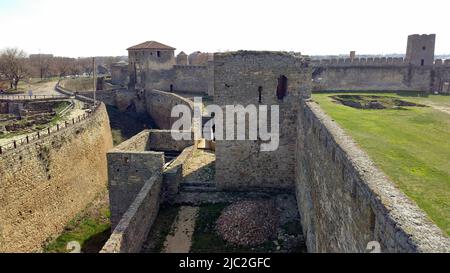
(312, 93, 450, 236)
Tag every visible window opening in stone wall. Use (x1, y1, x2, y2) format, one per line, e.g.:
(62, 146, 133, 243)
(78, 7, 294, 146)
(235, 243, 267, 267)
(157, 51, 161, 57)
(421, 59, 425, 66)
(276, 75, 288, 100)
(170, 84, 174, 92)
(258, 86, 263, 103)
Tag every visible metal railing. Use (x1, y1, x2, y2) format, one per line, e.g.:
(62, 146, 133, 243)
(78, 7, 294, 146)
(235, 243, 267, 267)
(0, 102, 100, 155)
(0, 94, 69, 100)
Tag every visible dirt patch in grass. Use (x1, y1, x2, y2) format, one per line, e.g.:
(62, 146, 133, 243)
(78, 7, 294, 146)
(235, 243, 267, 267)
(163, 206, 199, 253)
(331, 95, 427, 110)
(141, 206, 180, 253)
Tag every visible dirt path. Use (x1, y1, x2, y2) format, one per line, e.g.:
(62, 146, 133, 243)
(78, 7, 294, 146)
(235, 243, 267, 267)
(163, 206, 199, 253)
(31, 80, 59, 96)
(428, 103, 450, 115)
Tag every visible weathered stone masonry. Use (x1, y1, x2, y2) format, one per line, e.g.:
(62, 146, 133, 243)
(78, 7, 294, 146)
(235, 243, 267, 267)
(103, 129, 195, 252)
(295, 100, 450, 252)
(214, 51, 310, 191)
(212, 50, 450, 252)
(0, 103, 113, 252)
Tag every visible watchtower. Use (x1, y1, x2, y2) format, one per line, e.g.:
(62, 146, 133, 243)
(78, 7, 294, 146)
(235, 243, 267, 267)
(405, 34, 436, 66)
(127, 41, 176, 89)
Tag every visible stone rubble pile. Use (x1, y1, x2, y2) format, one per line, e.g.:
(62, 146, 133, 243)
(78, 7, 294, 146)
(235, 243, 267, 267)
(216, 200, 279, 247)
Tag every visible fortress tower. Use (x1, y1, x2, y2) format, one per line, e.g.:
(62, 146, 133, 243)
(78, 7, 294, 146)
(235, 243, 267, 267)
(176, 51, 188, 65)
(405, 34, 436, 66)
(127, 41, 176, 89)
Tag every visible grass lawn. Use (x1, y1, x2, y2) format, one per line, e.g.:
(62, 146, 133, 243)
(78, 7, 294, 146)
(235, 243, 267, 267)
(312, 92, 450, 236)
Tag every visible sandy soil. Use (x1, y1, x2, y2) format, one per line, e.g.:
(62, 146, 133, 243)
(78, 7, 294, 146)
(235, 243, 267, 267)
(163, 206, 199, 253)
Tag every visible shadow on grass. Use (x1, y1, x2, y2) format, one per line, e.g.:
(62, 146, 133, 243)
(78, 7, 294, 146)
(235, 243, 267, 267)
(81, 227, 111, 253)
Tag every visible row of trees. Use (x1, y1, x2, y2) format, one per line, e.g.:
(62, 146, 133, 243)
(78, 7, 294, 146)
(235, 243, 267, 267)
(0, 47, 123, 90)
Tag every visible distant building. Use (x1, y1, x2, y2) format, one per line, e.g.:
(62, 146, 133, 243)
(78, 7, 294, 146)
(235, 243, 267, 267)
(176, 51, 188, 65)
(188, 51, 210, 65)
(97, 64, 109, 75)
(126, 41, 212, 95)
(29, 54, 54, 59)
(111, 61, 129, 86)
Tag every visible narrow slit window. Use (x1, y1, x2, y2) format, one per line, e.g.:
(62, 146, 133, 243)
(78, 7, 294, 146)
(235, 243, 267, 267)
(258, 86, 263, 103)
(276, 75, 288, 100)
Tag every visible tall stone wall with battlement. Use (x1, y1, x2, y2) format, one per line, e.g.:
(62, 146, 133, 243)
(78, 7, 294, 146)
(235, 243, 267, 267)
(0, 103, 113, 252)
(172, 65, 209, 94)
(311, 58, 450, 93)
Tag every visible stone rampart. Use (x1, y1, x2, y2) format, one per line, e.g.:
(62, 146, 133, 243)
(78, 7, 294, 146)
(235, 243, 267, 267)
(311, 58, 450, 93)
(0, 103, 113, 252)
(172, 65, 209, 94)
(103, 129, 196, 252)
(295, 100, 450, 253)
(101, 173, 162, 253)
(144, 89, 193, 130)
(107, 131, 164, 229)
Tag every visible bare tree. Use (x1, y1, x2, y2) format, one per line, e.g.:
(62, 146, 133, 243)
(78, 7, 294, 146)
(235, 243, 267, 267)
(29, 54, 53, 79)
(78, 58, 94, 76)
(0, 48, 29, 90)
(53, 57, 75, 77)
(103, 56, 122, 70)
(69, 59, 81, 76)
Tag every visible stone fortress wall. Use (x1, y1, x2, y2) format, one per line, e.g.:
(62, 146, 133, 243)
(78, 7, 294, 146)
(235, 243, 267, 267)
(172, 65, 209, 94)
(211, 51, 450, 252)
(295, 100, 450, 252)
(102, 129, 195, 252)
(102, 37, 450, 253)
(311, 34, 450, 93)
(0, 103, 113, 252)
(144, 89, 194, 129)
(214, 51, 310, 191)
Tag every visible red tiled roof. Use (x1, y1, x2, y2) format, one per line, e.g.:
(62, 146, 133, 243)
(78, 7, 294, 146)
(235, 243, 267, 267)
(127, 41, 176, 51)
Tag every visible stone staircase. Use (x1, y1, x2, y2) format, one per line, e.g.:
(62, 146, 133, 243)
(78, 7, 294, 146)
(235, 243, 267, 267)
(175, 179, 274, 206)
(179, 180, 218, 193)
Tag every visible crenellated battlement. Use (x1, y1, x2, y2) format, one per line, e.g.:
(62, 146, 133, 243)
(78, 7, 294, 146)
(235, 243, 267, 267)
(173, 64, 208, 69)
(312, 57, 450, 67)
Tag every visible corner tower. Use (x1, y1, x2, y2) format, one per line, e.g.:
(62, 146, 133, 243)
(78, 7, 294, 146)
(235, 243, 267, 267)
(127, 41, 176, 89)
(405, 34, 436, 66)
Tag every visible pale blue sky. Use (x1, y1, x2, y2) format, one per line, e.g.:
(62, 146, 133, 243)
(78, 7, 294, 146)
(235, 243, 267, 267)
(0, 0, 449, 57)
